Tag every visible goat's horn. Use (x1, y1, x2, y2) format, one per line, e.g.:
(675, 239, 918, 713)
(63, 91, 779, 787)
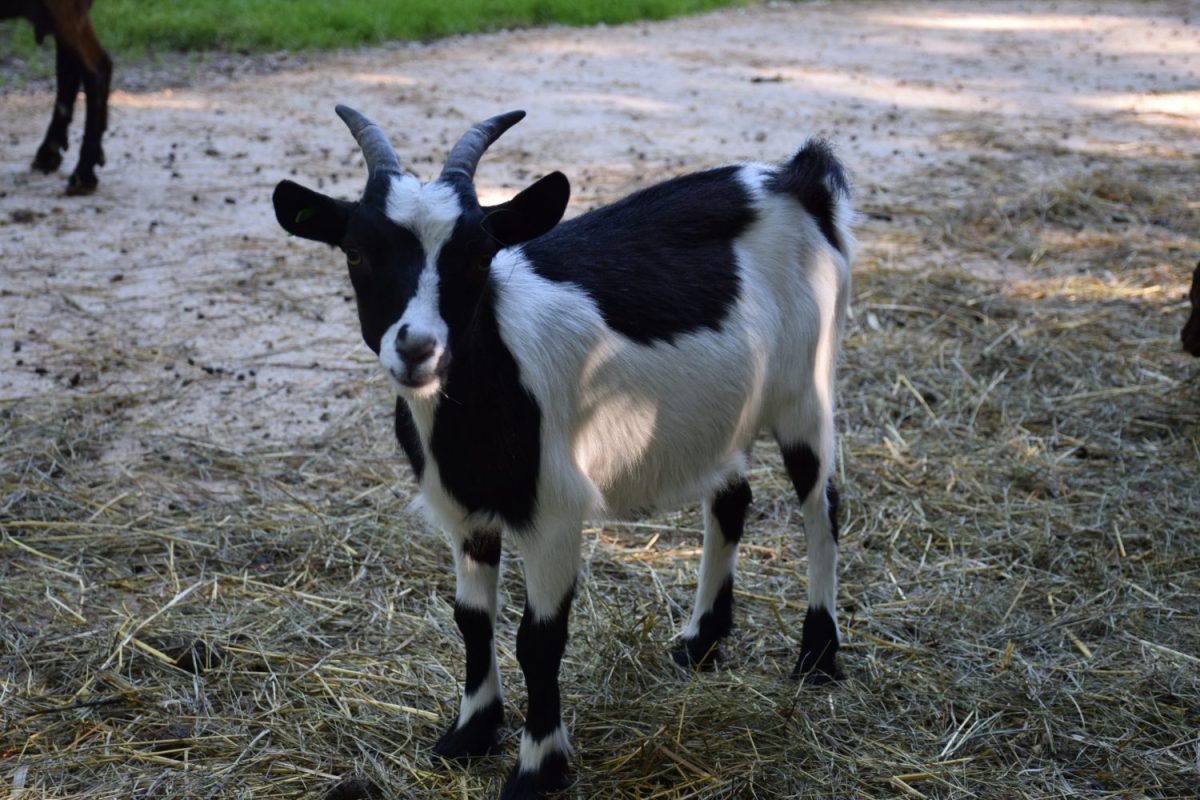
(335, 104, 402, 177)
(440, 110, 527, 185)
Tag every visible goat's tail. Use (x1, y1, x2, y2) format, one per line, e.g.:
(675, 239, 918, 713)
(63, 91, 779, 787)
(772, 139, 853, 259)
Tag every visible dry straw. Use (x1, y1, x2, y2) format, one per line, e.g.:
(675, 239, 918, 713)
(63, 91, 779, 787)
(3, 140, 1199, 800)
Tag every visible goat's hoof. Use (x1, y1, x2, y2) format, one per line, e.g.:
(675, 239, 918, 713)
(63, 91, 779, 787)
(670, 637, 722, 671)
(322, 777, 384, 800)
(66, 170, 99, 196)
(791, 652, 844, 685)
(793, 607, 842, 684)
(499, 753, 569, 800)
(432, 699, 503, 761)
(32, 145, 64, 174)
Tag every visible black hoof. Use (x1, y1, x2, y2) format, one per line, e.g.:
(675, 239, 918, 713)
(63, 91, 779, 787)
(431, 699, 503, 761)
(791, 645, 843, 684)
(791, 659, 844, 685)
(499, 751, 569, 800)
(670, 637, 722, 670)
(32, 143, 64, 174)
(793, 606, 842, 684)
(323, 777, 384, 800)
(66, 169, 99, 196)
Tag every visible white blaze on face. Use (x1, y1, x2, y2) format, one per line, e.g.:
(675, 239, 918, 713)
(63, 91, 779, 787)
(378, 175, 463, 398)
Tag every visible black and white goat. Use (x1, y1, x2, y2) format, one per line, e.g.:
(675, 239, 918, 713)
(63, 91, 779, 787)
(1, 0, 111, 194)
(273, 107, 853, 799)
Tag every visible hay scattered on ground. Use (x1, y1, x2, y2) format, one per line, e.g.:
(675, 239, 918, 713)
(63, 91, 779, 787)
(4, 232, 1198, 799)
(4, 14, 1200, 798)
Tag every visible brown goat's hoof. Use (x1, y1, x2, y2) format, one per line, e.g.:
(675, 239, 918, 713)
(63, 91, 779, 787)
(32, 145, 64, 174)
(66, 172, 99, 196)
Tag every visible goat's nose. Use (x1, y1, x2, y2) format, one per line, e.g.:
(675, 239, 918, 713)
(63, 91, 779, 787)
(395, 332, 437, 365)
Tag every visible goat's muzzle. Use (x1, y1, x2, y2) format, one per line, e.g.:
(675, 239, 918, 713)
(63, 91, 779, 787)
(391, 332, 450, 393)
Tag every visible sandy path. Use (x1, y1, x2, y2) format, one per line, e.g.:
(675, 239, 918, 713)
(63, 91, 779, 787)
(1, 0, 1197, 454)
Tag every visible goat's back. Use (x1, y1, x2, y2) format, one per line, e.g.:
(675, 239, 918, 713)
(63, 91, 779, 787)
(492, 155, 852, 517)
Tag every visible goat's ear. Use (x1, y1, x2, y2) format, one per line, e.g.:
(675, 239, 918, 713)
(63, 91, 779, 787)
(482, 171, 570, 247)
(273, 180, 352, 246)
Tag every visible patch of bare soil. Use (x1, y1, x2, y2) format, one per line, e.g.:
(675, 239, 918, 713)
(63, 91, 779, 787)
(1, 2, 1198, 798)
(1, 0, 1196, 445)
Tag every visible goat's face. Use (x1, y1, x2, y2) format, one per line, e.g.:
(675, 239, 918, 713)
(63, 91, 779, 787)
(273, 107, 569, 400)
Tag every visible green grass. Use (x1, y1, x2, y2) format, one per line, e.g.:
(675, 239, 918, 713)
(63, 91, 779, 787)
(2, 0, 756, 60)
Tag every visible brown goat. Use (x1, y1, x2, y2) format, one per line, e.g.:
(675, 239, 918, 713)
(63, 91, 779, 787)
(1183, 262, 1200, 357)
(2, 0, 111, 194)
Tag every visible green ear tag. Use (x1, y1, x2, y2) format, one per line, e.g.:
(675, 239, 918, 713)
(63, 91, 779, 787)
(294, 207, 318, 224)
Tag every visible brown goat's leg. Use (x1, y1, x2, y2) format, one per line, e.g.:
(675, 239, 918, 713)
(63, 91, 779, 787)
(32, 36, 81, 174)
(50, 3, 110, 194)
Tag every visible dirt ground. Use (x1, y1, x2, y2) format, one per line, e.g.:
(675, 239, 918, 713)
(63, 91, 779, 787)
(2, 0, 1196, 446)
(2, 2, 1199, 799)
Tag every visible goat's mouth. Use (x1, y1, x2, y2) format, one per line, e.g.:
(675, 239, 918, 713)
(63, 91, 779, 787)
(397, 373, 437, 389)
(390, 351, 451, 396)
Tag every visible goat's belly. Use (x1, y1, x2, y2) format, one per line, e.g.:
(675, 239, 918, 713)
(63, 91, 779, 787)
(591, 454, 742, 517)
(571, 360, 762, 516)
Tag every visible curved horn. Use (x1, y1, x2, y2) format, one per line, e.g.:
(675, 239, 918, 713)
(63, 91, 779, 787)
(440, 110, 527, 185)
(335, 104, 402, 178)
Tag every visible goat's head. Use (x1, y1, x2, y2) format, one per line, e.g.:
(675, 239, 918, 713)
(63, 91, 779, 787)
(272, 106, 570, 399)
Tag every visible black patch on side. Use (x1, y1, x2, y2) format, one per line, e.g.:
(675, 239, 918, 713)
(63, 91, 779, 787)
(500, 750, 570, 800)
(522, 166, 756, 345)
(463, 531, 501, 567)
(432, 697, 503, 761)
(672, 577, 734, 670)
(768, 139, 849, 256)
(394, 398, 425, 480)
(780, 442, 821, 504)
(792, 605, 843, 684)
(825, 481, 841, 544)
(711, 477, 752, 546)
(515, 589, 574, 740)
(429, 262, 543, 529)
(453, 603, 494, 696)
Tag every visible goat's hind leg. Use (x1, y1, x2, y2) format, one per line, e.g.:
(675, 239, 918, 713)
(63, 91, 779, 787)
(433, 529, 505, 760)
(673, 474, 752, 669)
(776, 415, 844, 684)
(64, 16, 111, 195)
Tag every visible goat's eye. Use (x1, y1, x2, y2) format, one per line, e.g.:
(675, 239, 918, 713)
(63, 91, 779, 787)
(346, 249, 363, 268)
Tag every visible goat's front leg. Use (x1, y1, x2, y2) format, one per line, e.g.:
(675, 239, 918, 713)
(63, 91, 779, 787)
(32, 38, 81, 175)
(433, 529, 504, 760)
(501, 521, 581, 800)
